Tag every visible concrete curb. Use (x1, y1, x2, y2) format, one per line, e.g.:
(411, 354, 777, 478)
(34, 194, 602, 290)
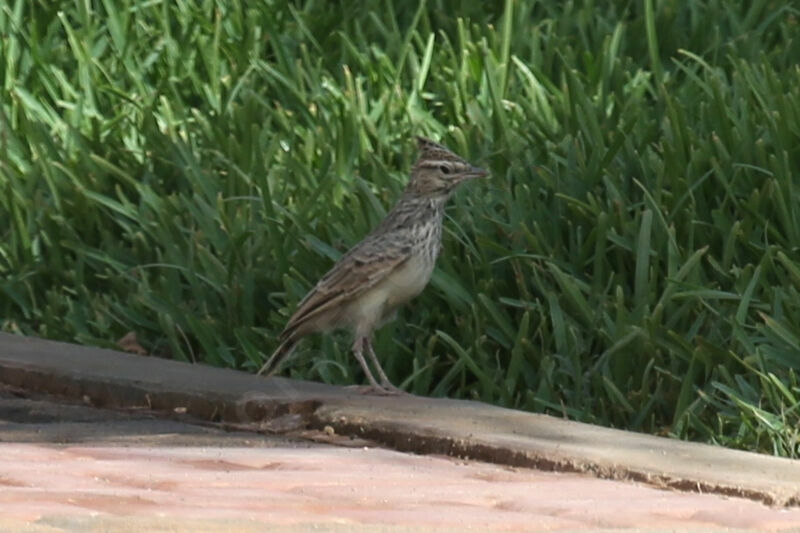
(1, 332, 798, 507)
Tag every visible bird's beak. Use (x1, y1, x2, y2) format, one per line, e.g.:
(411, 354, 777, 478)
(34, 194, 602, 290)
(464, 165, 489, 180)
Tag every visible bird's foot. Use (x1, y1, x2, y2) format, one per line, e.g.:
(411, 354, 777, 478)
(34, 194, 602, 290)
(345, 384, 406, 396)
(379, 381, 408, 395)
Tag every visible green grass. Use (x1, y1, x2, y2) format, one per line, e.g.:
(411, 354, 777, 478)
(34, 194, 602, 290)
(2, 0, 800, 457)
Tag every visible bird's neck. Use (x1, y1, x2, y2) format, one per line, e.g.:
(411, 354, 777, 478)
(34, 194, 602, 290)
(403, 190, 450, 211)
(380, 192, 448, 232)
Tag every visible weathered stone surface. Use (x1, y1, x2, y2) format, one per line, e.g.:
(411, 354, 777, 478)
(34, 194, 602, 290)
(1, 332, 799, 507)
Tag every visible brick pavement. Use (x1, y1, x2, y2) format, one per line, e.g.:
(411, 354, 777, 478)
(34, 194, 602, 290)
(1, 333, 800, 531)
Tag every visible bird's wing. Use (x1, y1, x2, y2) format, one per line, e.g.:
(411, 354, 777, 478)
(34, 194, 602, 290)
(280, 237, 410, 338)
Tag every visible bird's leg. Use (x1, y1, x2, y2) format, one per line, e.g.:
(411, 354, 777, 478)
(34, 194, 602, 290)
(351, 336, 384, 391)
(364, 338, 404, 395)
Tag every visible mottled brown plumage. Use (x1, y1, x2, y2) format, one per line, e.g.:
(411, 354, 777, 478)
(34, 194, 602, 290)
(259, 136, 488, 394)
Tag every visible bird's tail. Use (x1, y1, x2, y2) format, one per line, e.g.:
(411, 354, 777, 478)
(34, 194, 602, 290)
(257, 336, 298, 376)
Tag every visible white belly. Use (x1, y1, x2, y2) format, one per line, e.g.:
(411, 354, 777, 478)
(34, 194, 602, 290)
(382, 253, 435, 307)
(348, 253, 435, 335)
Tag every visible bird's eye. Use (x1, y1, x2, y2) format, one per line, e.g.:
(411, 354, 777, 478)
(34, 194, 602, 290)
(439, 165, 451, 175)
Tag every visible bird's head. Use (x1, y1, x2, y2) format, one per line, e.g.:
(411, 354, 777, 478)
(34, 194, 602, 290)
(406, 136, 488, 197)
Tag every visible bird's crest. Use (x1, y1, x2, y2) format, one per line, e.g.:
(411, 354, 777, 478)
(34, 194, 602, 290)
(414, 136, 469, 166)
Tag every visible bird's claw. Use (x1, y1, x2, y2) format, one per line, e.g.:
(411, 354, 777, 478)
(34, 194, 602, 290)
(345, 384, 406, 396)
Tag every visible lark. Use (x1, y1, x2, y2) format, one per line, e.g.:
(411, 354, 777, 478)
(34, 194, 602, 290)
(259, 136, 488, 394)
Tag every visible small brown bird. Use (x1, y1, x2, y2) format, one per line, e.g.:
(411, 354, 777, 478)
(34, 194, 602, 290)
(259, 136, 488, 394)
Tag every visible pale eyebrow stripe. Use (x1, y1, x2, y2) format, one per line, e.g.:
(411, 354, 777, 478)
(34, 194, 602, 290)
(417, 159, 463, 167)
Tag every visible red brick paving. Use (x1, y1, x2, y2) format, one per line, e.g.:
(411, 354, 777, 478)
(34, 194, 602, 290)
(3, 335, 800, 532)
(1, 443, 799, 531)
